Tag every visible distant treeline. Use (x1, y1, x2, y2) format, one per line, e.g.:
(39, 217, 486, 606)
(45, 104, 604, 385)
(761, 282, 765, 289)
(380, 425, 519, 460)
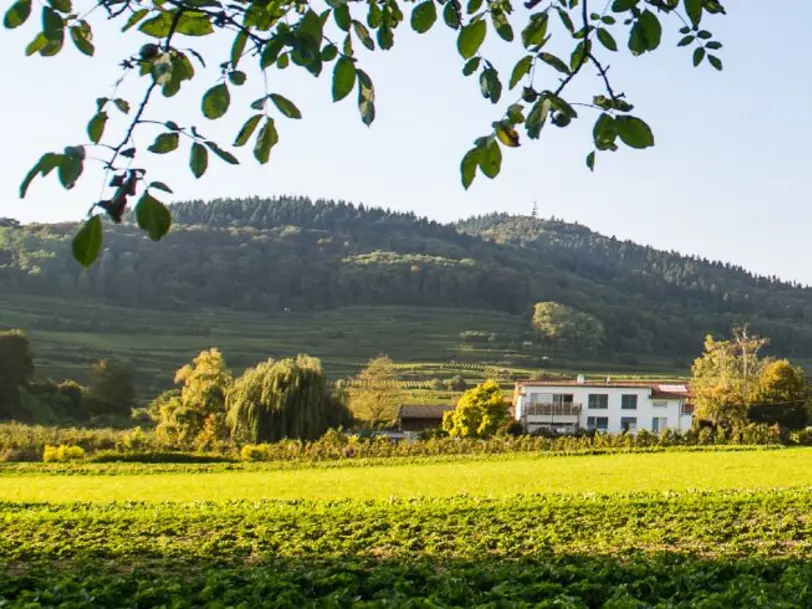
(4, 196, 812, 358)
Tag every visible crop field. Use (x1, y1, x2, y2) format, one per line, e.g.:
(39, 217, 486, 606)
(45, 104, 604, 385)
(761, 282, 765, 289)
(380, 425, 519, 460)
(1, 449, 811, 606)
(0, 293, 683, 397)
(0, 449, 810, 503)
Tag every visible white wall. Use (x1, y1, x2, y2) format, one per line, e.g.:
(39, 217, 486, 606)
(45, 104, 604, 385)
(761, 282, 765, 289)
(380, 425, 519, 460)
(516, 386, 688, 433)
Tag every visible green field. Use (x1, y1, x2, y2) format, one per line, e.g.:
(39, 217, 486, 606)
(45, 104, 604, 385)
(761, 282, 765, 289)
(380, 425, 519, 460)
(0, 293, 685, 398)
(1, 449, 811, 607)
(1, 449, 810, 503)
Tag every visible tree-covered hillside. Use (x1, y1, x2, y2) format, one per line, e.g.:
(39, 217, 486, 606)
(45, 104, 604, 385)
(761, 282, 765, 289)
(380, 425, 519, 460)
(2, 196, 812, 359)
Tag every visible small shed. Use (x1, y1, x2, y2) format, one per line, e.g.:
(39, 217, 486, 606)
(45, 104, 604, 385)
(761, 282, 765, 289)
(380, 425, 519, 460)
(398, 404, 454, 432)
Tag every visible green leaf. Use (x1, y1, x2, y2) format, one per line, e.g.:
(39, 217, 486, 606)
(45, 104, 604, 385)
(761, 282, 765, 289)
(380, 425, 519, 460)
(708, 54, 723, 71)
(70, 24, 94, 56)
(357, 69, 375, 126)
(135, 192, 172, 241)
(352, 20, 375, 50)
(253, 118, 278, 165)
(58, 154, 83, 189)
(231, 30, 248, 68)
(597, 27, 617, 52)
(705, 41, 722, 50)
(205, 141, 239, 165)
(72, 216, 103, 268)
(479, 68, 502, 104)
(684, 0, 702, 27)
(457, 19, 486, 59)
(521, 12, 548, 49)
(201, 83, 230, 120)
(176, 12, 214, 36)
(614, 115, 654, 149)
(190, 142, 208, 178)
(148, 132, 180, 154)
(466, 0, 483, 13)
(25, 33, 47, 56)
(693, 46, 705, 66)
(539, 52, 570, 75)
(228, 70, 247, 86)
(612, 0, 639, 10)
(443, 2, 460, 29)
(332, 57, 356, 102)
(260, 38, 284, 68)
(19, 152, 61, 198)
(48, 0, 71, 12)
(697, 30, 712, 40)
(556, 7, 574, 34)
(411, 1, 437, 34)
(509, 55, 533, 90)
(122, 8, 148, 32)
(677, 35, 695, 47)
(593, 112, 617, 150)
(113, 99, 130, 114)
(377, 25, 394, 50)
(586, 151, 595, 171)
(234, 114, 263, 147)
(333, 4, 351, 31)
(269, 93, 302, 119)
(462, 57, 480, 76)
(148, 181, 173, 194)
(86, 112, 107, 144)
(460, 148, 479, 190)
(42, 6, 63, 41)
(570, 40, 590, 71)
(4, 0, 31, 29)
(479, 139, 502, 179)
(637, 10, 662, 51)
(139, 11, 174, 38)
(321, 44, 338, 61)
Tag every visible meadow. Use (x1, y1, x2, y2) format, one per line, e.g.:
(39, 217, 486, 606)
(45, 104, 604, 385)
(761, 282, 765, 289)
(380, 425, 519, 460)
(1, 449, 810, 503)
(1, 448, 811, 607)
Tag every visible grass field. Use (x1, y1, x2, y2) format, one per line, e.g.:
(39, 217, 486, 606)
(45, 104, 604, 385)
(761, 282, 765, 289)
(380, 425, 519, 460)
(1, 449, 810, 503)
(0, 293, 685, 398)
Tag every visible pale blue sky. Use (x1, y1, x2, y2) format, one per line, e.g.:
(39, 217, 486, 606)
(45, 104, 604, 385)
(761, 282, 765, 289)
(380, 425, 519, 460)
(2, 4, 811, 283)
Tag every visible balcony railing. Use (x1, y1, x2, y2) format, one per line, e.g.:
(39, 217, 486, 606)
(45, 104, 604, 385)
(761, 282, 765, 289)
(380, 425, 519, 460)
(524, 402, 583, 417)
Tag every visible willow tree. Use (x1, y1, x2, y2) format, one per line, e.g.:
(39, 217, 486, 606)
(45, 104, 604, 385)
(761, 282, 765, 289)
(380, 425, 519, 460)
(227, 354, 349, 443)
(4, 0, 727, 266)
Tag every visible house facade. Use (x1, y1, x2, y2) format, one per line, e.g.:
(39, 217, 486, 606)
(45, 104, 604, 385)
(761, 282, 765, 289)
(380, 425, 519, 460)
(513, 378, 693, 434)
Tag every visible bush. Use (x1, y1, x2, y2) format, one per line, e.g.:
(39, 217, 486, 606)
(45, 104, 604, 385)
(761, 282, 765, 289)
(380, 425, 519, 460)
(90, 451, 234, 463)
(790, 428, 812, 446)
(240, 444, 270, 461)
(42, 444, 86, 463)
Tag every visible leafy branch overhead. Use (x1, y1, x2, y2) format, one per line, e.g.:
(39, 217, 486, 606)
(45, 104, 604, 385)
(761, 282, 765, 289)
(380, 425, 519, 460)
(5, 0, 727, 266)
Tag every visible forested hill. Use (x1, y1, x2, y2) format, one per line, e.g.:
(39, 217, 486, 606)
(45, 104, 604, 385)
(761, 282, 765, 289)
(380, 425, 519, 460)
(2, 196, 812, 359)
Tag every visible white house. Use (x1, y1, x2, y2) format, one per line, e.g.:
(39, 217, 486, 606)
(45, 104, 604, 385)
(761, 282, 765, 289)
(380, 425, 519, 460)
(513, 377, 694, 434)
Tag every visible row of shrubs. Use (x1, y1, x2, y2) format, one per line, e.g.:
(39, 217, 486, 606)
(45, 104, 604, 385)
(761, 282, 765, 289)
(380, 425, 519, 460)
(25, 423, 812, 463)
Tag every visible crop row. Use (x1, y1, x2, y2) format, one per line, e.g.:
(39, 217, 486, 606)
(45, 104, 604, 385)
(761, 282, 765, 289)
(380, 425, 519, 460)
(1, 489, 811, 607)
(2, 489, 810, 563)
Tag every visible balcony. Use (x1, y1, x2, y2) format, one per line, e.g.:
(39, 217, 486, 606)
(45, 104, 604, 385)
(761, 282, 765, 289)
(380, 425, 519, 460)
(523, 402, 583, 417)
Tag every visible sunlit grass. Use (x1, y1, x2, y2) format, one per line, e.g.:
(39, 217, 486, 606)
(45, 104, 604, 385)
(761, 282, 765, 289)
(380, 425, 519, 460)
(1, 448, 809, 503)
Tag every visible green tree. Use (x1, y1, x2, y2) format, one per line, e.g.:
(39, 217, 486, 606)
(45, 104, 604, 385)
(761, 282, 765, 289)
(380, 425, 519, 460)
(0, 330, 35, 420)
(532, 301, 604, 354)
(756, 359, 807, 405)
(85, 358, 137, 418)
(153, 348, 232, 446)
(348, 355, 405, 426)
(691, 326, 769, 426)
(442, 379, 508, 438)
(227, 354, 350, 443)
(5, 0, 727, 266)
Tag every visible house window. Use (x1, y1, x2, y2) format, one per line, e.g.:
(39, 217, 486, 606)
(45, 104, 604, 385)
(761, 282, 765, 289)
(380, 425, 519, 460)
(621, 395, 638, 410)
(588, 394, 608, 409)
(652, 417, 668, 433)
(552, 394, 574, 406)
(587, 416, 609, 431)
(682, 404, 695, 416)
(621, 417, 637, 432)
(652, 401, 667, 409)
